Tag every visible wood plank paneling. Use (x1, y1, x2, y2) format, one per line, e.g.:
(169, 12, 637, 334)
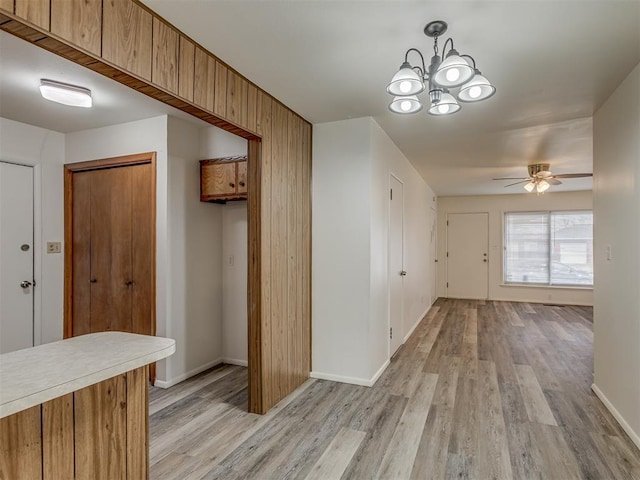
(0, 406, 42, 480)
(0, 0, 13, 13)
(1, 2, 313, 415)
(102, 0, 152, 80)
(214, 60, 228, 118)
(15, 0, 48, 29)
(193, 47, 215, 112)
(75, 374, 127, 479)
(152, 18, 179, 94)
(178, 35, 195, 101)
(227, 70, 248, 127)
(51, 0, 102, 56)
(42, 394, 74, 480)
(127, 367, 149, 479)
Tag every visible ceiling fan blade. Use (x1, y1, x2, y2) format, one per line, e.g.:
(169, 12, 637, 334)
(547, 178, 562, 185)
(552, 173, 593, 178)
(493, 177, 529, 181)
(504, 180, 531, 187)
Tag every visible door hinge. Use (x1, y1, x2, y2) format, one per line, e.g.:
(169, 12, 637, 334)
(446, 251, 449, 257)
(447, 282, 449, 288)
(447, 220, 449, 226)
(390, 188, 393, 200)
(390, 327, 393, 339)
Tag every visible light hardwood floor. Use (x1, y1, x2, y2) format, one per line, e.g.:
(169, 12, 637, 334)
(149, 299, 640, 479)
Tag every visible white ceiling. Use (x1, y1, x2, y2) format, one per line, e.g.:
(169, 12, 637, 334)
(0, 31, 206, 133)
(142, 0, 640, 195)
(2, 2, 638, 195)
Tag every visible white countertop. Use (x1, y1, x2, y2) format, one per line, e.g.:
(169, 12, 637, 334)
(0, 332, 175, 419)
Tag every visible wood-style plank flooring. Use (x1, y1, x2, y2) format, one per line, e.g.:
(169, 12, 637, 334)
(149, 299, 640, 479)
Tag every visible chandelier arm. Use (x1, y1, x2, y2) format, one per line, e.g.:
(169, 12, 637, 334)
(404, 48, 427, 75)
(460, 54, 477, 70)
(411, 66, 426, 79)
(441, 37, 454, 58)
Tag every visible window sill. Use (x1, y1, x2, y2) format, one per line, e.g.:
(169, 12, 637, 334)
(500, 283, 593, 291)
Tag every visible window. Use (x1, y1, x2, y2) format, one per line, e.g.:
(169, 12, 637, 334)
(504, 211, 593, 286)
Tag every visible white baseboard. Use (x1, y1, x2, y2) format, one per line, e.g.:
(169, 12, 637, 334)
(592, 383, 640, 450)
(222, 357, 248, 367)
(311, 360, 390, 388)
(154, 358, 223, 389)
(404, 306, 431, 343)
(490, 297, 593, 307)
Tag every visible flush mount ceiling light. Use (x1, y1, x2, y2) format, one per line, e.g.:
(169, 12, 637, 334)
(386, 20, 495, 116)
(39, 79, 92, 108)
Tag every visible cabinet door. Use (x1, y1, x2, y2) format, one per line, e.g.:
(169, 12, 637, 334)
(202, 162, 237, 197)
(237, 161, 247, 194)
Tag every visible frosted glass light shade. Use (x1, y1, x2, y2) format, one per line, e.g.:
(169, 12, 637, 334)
(40, 79, 92, 108)
(432, 53, 474, 88)
(427, 92, 460, 116)
(389, 95, 423, 114)
(536, 180, 550, 193)
(458, 72, 496, 102)
(524, 181, 535, 192)
(387, 63, 425, 96)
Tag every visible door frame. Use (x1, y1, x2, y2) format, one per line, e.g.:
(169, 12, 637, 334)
(445, 211, 489, 300)
(63, 152, 157, 341)
(388, 172, 405, 358)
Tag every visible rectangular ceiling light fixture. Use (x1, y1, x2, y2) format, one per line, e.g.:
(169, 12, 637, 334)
(39, 79, 92, 108)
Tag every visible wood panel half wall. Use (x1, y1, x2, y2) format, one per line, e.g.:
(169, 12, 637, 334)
(0, 0, 312, 414)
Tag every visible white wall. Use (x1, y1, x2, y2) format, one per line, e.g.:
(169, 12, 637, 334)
(313, 117, 435, 385)
(592, 63, 640, 448)
(199, 125, 249, 366)
(437, 192, 593, 306)
(0, 117, 65, 346)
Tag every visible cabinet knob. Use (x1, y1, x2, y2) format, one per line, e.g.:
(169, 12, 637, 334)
(239, 181, 245, 187)
(229, 183, 235, 188)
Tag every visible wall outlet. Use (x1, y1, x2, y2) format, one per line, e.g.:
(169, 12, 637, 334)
(47, 242, 61, 254)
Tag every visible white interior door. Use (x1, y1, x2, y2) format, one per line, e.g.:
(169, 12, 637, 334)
(0, 162, 34, 354)
(446, 212, 489, 300)
(429, 207, 437, 304)
(389, 175, 404, 355)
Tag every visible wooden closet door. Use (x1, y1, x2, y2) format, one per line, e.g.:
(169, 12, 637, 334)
(72, 172, 92, 336)
(90, 167, 133, 333)
(131, 164, 154, 336)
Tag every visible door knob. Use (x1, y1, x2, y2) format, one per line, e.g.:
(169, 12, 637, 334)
(400, 270, 407, 276)
(20, 280, 32, 288)
(483, 259, 487, 262)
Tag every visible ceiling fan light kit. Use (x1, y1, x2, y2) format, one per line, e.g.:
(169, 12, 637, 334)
(386, 20, 495, 116)
(493, 163, 593, 194)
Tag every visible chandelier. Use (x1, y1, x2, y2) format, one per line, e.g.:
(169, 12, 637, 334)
(386, 20, 496, 116)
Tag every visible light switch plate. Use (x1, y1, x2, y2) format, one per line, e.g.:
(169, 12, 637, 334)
(47, 242, 61, 254)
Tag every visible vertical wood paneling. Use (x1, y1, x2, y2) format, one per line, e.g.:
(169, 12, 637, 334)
(302, 122, 312, 376)
(51, 0, 102, 56)
(247, 83, 258, 133)
(126, 366, 149, 479)
(0, 406, 42, 480)
(286, 111, 298, 392)
(42, 394, 74, 479)
(75, 375, 127, 479)
(102, 0, 152, 80)
(152, 18, 179, 94)
(178, 35, 195, 101)
(258, 92, 273, 409)
(214, 60, 228, 117)
(0, 0, 13, 13)
(227, 71, 248, 128)
(271, 101, 289, 402)
(15, 0, 49, 30)
(193, 47, 215, 112)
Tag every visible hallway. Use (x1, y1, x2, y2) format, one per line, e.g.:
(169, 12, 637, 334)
(149, 299, 640, 479)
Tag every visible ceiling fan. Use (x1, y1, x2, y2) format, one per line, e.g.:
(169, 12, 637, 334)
(493, 163, 593, 193)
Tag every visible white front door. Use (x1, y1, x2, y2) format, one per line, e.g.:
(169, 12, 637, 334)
(446, 212, 489, 300)
(389, 175, 404, 355)
(0, 162, 34, 353)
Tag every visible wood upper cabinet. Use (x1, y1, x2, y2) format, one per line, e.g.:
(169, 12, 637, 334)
(15, 0, 50, 30)
(200, 156, 248, 203)
(51, 0, 102, 56)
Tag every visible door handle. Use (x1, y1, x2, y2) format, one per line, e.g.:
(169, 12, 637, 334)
(400, 270, 407, 276)
(20, 280, 32, 288)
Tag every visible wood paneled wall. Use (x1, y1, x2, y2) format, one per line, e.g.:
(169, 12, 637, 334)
(0, 367, 148, 480)
(0, 0, 311, 414)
